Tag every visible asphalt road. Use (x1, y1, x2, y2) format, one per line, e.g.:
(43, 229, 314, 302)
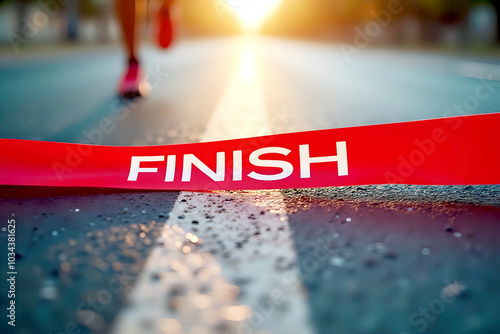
(1, 35, 500, 334)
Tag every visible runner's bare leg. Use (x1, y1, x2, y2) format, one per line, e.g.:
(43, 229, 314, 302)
(115, 0, 147, 61)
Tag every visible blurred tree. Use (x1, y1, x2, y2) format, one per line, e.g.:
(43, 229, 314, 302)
(418, 0, 471, 23)
(11, 0, 30, 37)
(65, 0, 79, 40)
(481, 0, 500, 42)
(471, 0, 500, 43)
(79, 0, 102, 17)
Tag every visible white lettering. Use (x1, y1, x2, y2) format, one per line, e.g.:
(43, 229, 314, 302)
(182, 152, 225, 182)
(248, 147, 293, 181)
(299, 142, 348, 178)
(127, 156, 165, 181)
(233, 150, 243, 181)
(164, 155, 176, 182)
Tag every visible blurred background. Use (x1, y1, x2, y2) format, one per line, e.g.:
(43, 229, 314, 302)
(0, 0, 499, 54)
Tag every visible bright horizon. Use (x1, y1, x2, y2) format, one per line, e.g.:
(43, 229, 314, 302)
(232, 0, 283, 31)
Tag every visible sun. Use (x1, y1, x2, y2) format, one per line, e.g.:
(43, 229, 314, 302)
(231, 0, 283, 31)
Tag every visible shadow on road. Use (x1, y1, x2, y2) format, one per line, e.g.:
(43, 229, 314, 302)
(284, 187, 500, 334)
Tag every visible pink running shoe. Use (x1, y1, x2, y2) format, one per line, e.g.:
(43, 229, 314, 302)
(155, 4, 174, 49)
(118, 58, 151, 99)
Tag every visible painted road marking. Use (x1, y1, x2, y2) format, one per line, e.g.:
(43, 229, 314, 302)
(111, 38, 313, 334)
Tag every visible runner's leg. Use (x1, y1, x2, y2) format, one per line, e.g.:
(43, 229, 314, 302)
(155, 0, 174, 48)
(115, 0, 147, 61)
(115, 0, 151, 98)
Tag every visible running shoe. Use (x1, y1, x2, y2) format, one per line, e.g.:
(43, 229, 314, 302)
(155, 4, 174, 49)
(118, 58, 151, 99)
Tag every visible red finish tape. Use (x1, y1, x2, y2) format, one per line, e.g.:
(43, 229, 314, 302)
(1, 113, 499, 191)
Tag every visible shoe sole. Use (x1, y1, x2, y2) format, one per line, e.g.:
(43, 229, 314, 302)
(120, 90, 142, 99)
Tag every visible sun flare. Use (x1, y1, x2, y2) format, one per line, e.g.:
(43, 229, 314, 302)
(232, 0, 283, 31)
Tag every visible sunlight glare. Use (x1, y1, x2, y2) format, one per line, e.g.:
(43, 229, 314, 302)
(232, 0, 283, 31)
(240, 45, 255, 81)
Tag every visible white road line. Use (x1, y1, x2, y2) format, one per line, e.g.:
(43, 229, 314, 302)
(111, 38, 313, 334)
(454, 59, 500, 81)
